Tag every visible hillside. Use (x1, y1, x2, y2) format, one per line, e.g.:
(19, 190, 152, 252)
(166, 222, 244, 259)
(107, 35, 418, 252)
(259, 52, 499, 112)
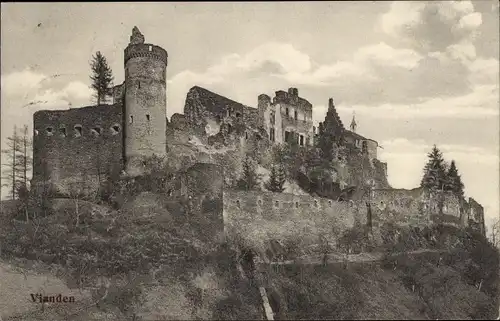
(1, 195, 499, 320)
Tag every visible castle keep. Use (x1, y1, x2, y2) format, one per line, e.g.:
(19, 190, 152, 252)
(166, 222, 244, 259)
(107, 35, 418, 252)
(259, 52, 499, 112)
(31, 27, 486, 238)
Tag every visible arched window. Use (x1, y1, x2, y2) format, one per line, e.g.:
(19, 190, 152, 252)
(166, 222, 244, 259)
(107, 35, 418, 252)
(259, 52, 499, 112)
(46, 127, 53, 136)
(129, 115, 134, 124)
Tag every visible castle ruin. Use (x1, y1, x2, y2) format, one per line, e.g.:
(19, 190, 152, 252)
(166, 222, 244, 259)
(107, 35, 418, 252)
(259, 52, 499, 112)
(31, 27, 486, 238)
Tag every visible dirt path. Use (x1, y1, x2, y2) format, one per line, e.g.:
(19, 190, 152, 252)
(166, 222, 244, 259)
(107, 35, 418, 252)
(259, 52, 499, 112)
(264, 248, 445, 266)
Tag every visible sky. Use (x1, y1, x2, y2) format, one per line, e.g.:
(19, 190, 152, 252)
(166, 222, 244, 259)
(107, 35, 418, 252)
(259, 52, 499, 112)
(1, 2, 499, 230)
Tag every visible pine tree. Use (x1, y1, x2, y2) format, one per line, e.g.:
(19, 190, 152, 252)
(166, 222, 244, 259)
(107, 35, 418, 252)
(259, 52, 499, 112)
(420, 145, 447, 191)
(90, 51, 114, 105)
(265, 164, 287, 193)
(237, 157, 261, 191)
(444, 160, 464, 197)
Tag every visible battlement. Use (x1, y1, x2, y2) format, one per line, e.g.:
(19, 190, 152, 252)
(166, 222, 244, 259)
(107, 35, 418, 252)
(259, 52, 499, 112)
(124, 43, 168, 66)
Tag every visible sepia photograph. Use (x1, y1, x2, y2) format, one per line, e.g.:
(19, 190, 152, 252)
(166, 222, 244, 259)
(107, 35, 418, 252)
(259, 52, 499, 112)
(0, 1, 499, 320)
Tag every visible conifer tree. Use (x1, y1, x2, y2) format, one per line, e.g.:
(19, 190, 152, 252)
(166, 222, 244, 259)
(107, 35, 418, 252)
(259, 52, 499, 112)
(265, 164, 287, 193)
(90, 51, 114, 105)
(420, 145, 447, 191)
(444, 160, 464, 197)
(237, 157, 261, 191)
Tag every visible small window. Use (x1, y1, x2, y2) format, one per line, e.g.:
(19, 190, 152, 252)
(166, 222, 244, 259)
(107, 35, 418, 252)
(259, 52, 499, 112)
(294, 110, 298, 120)
(46, 127, 53, 136)
(285, 108, 289, 116)
(245, 132, 248, 140)
(138, 81, 141, 89)
(299, 135, 304, 146)
(34, 129, 39, 136)
(328, 200, 333, 206)
(91, 127, 102, 136)
(314, 200, 319, 208)
(295, 201, 299, 208)
(110, 124, 121, 135)
(59, 126, 67, 137)
(275, 200, 279, 208)
(258, 199, 263, 206)
(130, 115, 133, 124)
(148, 45, 152, 51)
(146, 114, 150, 121)
(236, 112, 241, 118)
(236, 200, 240, 208)
(74, 125, 82, 137)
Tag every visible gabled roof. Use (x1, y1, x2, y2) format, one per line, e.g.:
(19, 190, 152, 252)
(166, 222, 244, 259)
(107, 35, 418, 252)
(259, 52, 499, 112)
(344, 130, 378, 144)
(187, 86, 254, 115)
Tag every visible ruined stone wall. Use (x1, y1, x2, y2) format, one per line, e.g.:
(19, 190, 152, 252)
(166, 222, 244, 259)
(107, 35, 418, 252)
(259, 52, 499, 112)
(364, 187, 465, 228)
(468, 197, 486, 235)
(112, 82, 125, 105)
(222, 190, 366, 249)
(32, 104, 124, 193)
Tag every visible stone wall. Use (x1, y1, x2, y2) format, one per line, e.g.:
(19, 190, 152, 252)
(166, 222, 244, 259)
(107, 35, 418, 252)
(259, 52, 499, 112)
(364, 187, 465, 228)
(32, 104, 124, 193)
(468, 197, 486, 235)
(222, 190, 366, 250)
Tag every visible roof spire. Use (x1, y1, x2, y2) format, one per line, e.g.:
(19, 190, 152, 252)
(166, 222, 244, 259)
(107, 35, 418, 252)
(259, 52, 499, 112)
(350, 111, 357, 133)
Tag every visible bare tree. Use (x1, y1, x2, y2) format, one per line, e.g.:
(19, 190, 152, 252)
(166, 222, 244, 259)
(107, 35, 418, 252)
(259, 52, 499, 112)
(2, 126, 21, 199)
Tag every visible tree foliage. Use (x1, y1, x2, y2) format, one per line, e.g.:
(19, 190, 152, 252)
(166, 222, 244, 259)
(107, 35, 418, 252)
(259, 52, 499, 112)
(90, 51, 114, 105)
(265, 164, 286, 193)
(237, 157, 261, 191)
(444, 160, 464, 197)
(420, 145, 447, 191)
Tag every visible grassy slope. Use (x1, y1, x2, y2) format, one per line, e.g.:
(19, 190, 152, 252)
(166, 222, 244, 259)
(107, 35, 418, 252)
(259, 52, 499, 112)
(264, 225, 500, 320)
(1, 193, 499, 320)
(0, 197, 264, 320)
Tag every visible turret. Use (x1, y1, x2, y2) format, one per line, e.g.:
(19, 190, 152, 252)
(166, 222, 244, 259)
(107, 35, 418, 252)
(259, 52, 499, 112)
(123, 26, 168, 175)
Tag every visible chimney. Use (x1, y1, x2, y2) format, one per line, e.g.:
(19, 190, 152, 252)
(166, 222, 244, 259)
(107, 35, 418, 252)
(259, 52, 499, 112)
(293, 88, 298, 96)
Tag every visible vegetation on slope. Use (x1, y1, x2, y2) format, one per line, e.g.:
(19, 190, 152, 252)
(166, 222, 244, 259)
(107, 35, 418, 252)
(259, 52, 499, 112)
(262, 223, 499, 320)
(0, 193, 263, 320)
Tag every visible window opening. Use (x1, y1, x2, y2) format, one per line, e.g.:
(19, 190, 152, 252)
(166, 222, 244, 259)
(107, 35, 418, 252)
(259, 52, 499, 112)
(91, 127, 102, 136)
(111, 124, 121, 135)
(46, 127, 53, 136)
(59, 126, 67, 137)
(74, 125, 82, 137)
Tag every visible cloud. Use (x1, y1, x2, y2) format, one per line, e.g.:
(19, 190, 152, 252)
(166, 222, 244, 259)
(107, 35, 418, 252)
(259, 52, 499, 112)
(1, 69, 46, 97)
(168, 40, 425, 115)
(311, 83, 498, 122)
(380, 1, 482, 54)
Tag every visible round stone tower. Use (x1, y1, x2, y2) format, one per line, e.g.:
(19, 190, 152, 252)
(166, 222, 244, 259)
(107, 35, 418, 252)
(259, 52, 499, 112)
(123, 26, 168, 175)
